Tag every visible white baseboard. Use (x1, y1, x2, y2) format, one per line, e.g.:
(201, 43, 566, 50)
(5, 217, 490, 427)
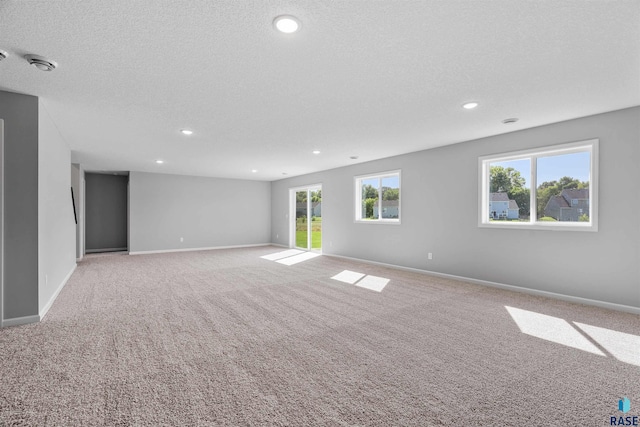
(129, 243, 271, 256)
(269, 243, 288, 248)
(1, 314, 40, 328)
(324, 253, 640, 315)
(39, 263, 77, 321)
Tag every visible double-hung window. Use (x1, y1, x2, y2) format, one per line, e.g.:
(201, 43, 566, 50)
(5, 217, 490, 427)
(479, 139, 598, 231)
(355, 170, 401, 223)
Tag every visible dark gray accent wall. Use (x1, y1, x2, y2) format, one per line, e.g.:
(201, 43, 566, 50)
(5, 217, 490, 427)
(271, 107, 640, 309)
(85, 173, 128, 251)
(0, 91, 39, 319)
(0, 120, 4, 324)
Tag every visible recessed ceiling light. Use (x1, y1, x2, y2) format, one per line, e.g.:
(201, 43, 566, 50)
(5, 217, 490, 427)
(251, 169, 258, 173)
(274, 15, 300, 33)
(312, 150, 320, 155)
(24, 54, 57, 71)
(502, 118, 519, 124)
(462, 102, 479, 109)
(350, 156, 359, 160)
(180, 129, 193, 135)
(156, 160, 164, 164)
(282, 172, 288, 175)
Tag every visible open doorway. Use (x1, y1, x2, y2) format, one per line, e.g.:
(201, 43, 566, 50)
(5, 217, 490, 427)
(290, 185, 322, 252)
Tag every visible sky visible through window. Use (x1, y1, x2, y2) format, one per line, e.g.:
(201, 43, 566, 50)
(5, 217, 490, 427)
(361, 176, 400, 188)
(493, 151, 590, 186)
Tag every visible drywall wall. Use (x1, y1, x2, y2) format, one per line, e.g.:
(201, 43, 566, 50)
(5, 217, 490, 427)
(0, 120, 4, 325)
(129, 172, 271, 253)
(70, 163, 84, 259)
(0, 90, 39, 321)
(271, 107, 640, 309)
(38, 100, 76, 314)
(85, 173, 128, 252)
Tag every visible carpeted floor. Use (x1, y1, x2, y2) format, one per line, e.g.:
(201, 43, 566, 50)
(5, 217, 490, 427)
(1, 246, 638, 426)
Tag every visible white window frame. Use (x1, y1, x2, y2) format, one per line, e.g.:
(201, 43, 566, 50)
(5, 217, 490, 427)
(355, 170, 401, 224)
(479, 139, 598, 231)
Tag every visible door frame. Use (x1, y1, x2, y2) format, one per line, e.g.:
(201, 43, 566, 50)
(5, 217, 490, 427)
(289, 184, 322, 252)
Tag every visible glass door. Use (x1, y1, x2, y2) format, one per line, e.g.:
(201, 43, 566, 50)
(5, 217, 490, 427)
(292, 185, 322, 252)
(295, 189, 309, 250)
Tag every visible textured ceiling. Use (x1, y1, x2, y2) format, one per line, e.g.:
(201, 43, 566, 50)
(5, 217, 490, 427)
(0, 0, 638, 181)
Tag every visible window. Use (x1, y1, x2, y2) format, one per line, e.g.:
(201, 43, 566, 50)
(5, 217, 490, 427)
(355, 170, 400, 222)
(479, 139, 598, 231)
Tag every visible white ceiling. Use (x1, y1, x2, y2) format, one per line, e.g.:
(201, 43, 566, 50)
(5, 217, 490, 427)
(1, 1, 638, 181)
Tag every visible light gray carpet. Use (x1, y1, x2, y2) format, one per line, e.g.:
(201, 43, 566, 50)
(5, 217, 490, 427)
(1, 246, 638, 426)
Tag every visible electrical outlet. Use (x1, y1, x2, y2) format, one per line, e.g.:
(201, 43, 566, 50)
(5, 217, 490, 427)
(428, 253, 433, 260)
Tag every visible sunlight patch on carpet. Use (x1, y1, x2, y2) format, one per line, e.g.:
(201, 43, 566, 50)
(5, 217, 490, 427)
(573, 322, 640, 367)
(355, 275, 390, 293)
(331, 270, 366, 285)
(275, 252, 321, 266)
(505, 306, 604, 356)
(260, 249, 304, 261)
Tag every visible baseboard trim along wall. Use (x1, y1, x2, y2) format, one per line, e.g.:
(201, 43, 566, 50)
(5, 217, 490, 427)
(1, 314, 40, 328)
(86, 247, 127, 254)
(324, 253, 640, 315)
(129, 243, 272, 256)
(40, 264, 77, 321)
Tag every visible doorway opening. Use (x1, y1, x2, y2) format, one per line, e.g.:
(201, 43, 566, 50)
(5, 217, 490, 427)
(290, 185, 322, 252)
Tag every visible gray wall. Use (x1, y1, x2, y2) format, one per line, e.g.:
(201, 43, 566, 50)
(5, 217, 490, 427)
(70, 163, 83, 258)
(38, 100, 76, 313)
(0, 120, 4, 324)
(0, 91, 39, 320)
(129, 172, 271, 253)
(85, 173, 129, 251)
(271, 107, 640, 308)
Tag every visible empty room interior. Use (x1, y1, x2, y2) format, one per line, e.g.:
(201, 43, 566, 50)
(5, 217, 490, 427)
(1, 1, 639, 425)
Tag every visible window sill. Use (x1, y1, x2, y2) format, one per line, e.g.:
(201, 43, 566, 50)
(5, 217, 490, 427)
(479, 221, 597, 232)
(355, 219, 401, 225)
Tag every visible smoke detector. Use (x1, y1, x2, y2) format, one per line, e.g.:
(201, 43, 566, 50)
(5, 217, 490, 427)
(0, 51, 8, 61)
(24, 54, 58, 71)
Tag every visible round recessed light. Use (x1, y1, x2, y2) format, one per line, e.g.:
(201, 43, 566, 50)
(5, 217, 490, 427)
(251, 169, 258, 173)
(282, 172, 288, 175)
(312, 150, 320, 155)
(180, 129, 193, 135)
(463, 102, 479, 110)
(156, 160, 164, 164)
(350, 156, 359, 160)
(274, 15, 300, 33)
(24, 54, 57, 71)
(502, 118, 519, 124)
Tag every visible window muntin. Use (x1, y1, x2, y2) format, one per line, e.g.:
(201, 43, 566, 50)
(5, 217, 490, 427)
(480, 140, 597, 231)
(355, 171, 401, 222)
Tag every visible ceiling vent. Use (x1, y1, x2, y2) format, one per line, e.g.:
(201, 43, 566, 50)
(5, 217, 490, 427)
(24, 54, 57, 71)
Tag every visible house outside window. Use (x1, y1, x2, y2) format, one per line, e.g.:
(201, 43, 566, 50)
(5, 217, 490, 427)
(479, 139, 598, 231)
(355, 170, 401, 223)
